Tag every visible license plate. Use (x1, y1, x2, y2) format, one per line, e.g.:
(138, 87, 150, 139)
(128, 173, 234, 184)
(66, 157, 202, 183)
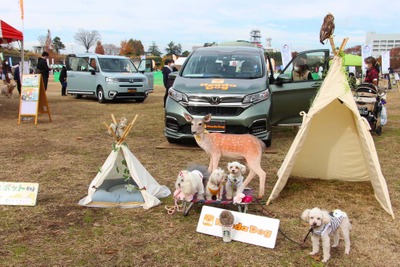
(128, 88, 137, 93)
(205, 120, 226, 132)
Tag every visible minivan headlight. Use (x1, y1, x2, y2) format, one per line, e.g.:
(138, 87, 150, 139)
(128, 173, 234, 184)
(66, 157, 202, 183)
(243, 89, 270, 104)
(169, 88, 188, 102)
(105, 77, 118, 82)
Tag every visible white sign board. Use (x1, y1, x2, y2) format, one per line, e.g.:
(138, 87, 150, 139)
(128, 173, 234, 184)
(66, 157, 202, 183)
(0, 182, 39, 206)
(196, 206, 280, 249)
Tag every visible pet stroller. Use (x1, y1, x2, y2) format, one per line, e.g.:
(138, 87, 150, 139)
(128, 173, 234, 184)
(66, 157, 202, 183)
(353, 83, 387, 136)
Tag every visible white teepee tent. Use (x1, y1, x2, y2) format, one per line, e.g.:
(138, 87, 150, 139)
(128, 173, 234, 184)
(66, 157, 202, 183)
(79, 115, 171, 209)
(79, 144, 171, 209)
(267, 54, 394, 218)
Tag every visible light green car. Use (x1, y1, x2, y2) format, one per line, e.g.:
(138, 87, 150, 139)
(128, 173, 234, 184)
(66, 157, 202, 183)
(67, 54, 153, 103)
(164, 45, 329, 146)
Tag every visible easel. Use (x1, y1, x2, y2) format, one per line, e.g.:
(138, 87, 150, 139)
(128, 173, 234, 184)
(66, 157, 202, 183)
(18, 74, 51, 125)
(103, 114, 138, 144)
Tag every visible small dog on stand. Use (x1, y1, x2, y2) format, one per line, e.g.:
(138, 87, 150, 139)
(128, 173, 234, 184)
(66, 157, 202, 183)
(225, 161, 246, 199)
(301, 207, 352, 263)
(205, 168, 227, 200)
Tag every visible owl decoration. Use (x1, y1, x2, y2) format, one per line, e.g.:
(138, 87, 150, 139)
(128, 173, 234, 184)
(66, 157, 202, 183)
(320, 13, 335, 45)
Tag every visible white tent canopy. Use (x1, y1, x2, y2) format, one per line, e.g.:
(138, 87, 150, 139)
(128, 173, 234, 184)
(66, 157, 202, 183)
(79, 144, 171, 209)
(267, 55, 394, 218)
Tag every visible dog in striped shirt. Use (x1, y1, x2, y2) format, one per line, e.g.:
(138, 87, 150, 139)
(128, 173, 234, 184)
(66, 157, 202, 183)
(301, 207, 351, 263)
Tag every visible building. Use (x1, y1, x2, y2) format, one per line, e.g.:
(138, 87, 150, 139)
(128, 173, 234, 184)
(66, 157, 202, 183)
(366, 32, 400, 57)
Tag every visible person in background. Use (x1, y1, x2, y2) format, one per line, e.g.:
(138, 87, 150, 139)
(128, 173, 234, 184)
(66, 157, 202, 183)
(292, 54, 313, 81)
(348, 72, 357, 91)
(13, 64, 21, 95)
(59, 65, 67, 96)
(364, 56, 379, 86)
(36, 51, 52, 90)
(1, 60, 12, 85)
(162, 59, 177, 108)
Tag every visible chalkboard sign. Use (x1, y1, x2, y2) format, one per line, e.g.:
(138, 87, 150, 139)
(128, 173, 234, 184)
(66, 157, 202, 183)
(18, 74, 51, 124)
(0, 182, 39, 206)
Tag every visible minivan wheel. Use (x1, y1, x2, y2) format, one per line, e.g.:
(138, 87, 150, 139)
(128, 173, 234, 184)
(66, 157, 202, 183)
(97, 86, 106, 103)
(264, 139, 272, 147)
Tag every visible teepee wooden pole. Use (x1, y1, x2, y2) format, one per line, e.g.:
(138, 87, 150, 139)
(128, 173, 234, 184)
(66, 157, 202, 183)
(329, 37, 337, 55)
(111, 114, 117, 125)
(117, 114, 138, 144)
(338, 37, 349, 54)
(103, 122, 119, 142)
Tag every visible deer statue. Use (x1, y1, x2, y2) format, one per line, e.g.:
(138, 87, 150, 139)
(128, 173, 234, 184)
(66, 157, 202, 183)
(184, 113, 267, 199)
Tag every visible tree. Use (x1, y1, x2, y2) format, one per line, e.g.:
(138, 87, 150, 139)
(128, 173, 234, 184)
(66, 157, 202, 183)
(95, 41, 105, 54)
(73, 29, 101, 52)
(44, 29, 53, 52)
(165, 41, 182, 56)
(119, 39, 144, 56)
(103, 43, 120, 55)
(390, 47, 400, 70)
(344, 45, 361, 56)
(182, 51, 190, 57)
(52, 36, 66, 54)
(148, 41, 162, 57)
(37, 35, 46, 47)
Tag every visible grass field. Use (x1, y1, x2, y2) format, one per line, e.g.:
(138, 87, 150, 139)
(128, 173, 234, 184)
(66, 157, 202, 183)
(0, 79, 399, 266)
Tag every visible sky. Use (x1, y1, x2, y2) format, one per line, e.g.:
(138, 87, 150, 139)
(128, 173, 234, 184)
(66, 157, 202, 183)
(3, 0, 400, 55)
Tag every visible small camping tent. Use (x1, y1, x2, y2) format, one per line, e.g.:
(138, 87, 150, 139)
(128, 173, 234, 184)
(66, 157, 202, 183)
(79, 115, 171, 209)
(267, 54, 394, 218)
(79, 143, 171, 209)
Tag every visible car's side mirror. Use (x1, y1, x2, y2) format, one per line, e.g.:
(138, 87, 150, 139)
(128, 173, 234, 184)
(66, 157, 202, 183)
(275, 73, 292, 84)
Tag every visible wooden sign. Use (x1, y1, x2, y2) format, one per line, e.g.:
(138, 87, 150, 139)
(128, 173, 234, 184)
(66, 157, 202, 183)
(0, 182, 39, 206)
(18, 74, 51, 125)
(196, 206, 280, 248)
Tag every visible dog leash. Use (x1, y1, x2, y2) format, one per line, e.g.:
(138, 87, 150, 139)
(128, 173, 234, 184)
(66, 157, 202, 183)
(253, 198, 310, 247)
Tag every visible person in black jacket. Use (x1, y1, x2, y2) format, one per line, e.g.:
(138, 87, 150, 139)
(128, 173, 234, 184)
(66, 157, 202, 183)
(36, 51, 51, 90)
(161, 59, 177, 108)
(59, 66, 67, 96)
(13, 64, 21, 95)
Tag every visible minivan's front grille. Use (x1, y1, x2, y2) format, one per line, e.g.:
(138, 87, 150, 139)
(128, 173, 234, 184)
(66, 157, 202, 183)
(119, 78, 143, 83)
(186, 106, 244, 116)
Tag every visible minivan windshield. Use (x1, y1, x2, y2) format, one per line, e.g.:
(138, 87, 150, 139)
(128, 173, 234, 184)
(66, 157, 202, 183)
(181, 50, 263, 79)
(98, 58, 138, 73)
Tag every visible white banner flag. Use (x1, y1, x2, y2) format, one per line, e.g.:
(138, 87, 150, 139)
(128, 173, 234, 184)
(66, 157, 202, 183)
(281, 44, 292, 68)
(381, 51, 390, 74)
(361, 44, 372, 75)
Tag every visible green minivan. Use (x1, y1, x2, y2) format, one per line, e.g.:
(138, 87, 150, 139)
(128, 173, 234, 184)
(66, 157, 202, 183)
(164, 45, 329, 146)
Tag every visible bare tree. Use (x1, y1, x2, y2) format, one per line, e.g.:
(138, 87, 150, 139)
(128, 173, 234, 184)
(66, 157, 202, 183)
(103, 43, 120, 55)
(73, 29, 101, 52)
(38, 35, 46, 47)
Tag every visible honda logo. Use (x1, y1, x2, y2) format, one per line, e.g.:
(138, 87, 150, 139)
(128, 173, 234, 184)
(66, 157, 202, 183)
(210, 96, 220, 105)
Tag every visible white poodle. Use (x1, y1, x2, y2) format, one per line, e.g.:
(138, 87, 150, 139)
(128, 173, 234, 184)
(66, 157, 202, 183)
(205, 168, 227, 200)
(301, 207, 352, 263)
(174, 170, 205, 201)
(225, 161, 246, 199)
